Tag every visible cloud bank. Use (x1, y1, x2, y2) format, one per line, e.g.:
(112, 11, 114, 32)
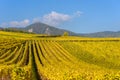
(0, 19, 30, 27)
(0, 11, 82, 27)
(10, 19, 30, 27)
(42, 11, 71, 26)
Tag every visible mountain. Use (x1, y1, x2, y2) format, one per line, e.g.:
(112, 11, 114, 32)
(1, 22, 120, 37)
(82, 31, 120, 37)
(23, 22, 120, 37)
(22, 22, 77, 35)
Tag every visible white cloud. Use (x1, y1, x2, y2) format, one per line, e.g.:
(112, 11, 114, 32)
(42, 11, 71, 26)
(0, 19, 30, 27)
(0, 11, 83, 27)
(10, 19, 30, 27)
(0, 23, 8, 28)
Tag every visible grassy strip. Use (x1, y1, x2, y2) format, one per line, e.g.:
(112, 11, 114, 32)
(31, 41, 41, 80)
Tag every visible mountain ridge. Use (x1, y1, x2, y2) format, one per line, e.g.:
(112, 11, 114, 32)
(1, 22, 120, 37)
(23, 22, 77, 35)
(82, 31, 120, 37)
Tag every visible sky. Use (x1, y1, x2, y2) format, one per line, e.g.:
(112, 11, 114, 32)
(0, 0, 120, 33)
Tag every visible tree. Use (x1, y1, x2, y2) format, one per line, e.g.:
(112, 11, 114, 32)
(63, 32, 69, 36)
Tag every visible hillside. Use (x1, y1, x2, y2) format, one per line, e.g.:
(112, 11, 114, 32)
(0, 31, 120, 79)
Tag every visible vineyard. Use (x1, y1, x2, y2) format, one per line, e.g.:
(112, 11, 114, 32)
(0, 31, 120, 80)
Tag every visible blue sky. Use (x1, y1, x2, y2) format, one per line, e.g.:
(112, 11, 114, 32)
(0, 0, 120, 33)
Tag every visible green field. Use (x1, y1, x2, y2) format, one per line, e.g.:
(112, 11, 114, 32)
(0, 31, 120, 80)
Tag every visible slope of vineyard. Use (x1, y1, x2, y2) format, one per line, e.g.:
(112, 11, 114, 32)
(0, 31, 120, 80)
